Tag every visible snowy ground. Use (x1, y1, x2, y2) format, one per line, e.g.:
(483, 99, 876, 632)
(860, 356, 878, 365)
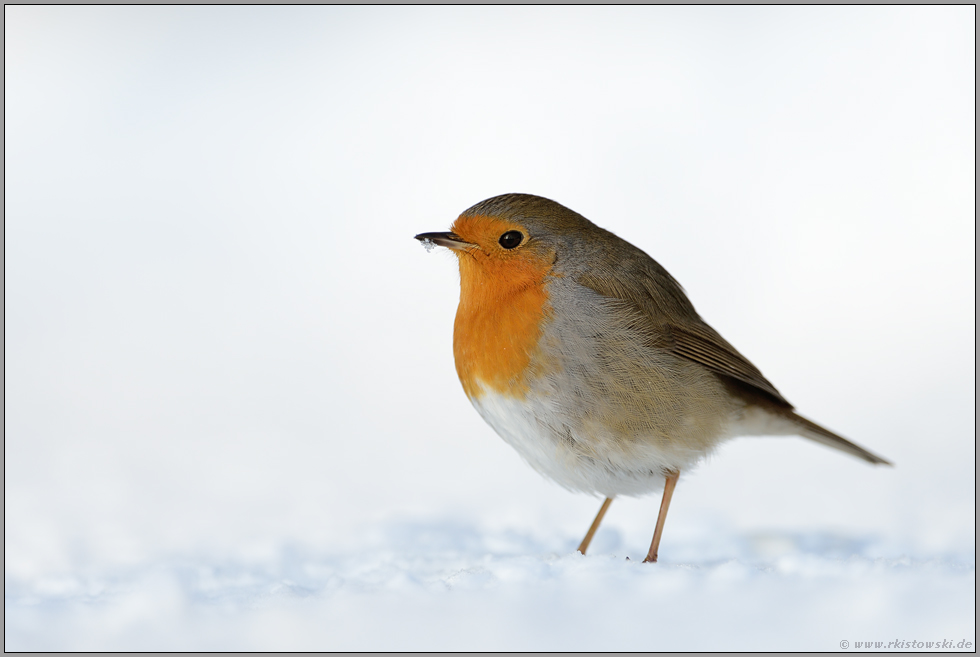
(7, 430, 976, 651)
(6, 516, 975, 651)
(5, 6, 974, 651)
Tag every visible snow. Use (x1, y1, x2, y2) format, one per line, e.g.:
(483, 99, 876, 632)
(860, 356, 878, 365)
(6, 519, 974, 651)
(5, 6, 975, 651)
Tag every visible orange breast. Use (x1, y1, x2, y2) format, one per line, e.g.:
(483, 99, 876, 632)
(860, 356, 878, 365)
(450, 216, 554, 400)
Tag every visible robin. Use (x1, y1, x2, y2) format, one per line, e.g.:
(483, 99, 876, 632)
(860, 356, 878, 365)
(416, 193, 890, 563)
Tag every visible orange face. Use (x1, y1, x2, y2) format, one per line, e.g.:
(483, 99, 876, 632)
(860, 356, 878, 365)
(448, 214, 556, 400)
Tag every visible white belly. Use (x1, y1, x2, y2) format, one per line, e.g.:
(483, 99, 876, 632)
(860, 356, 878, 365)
(470, 389, 712, 497)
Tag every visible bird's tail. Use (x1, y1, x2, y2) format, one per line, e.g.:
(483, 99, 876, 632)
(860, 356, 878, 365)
(789, 412, 892, 466)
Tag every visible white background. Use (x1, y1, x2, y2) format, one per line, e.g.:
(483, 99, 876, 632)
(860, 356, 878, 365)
(5, 6, 975, 650)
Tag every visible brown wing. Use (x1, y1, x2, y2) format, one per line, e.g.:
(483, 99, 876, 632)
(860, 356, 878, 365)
(576, 262, 792, 409)
(667, 322, 790, 407)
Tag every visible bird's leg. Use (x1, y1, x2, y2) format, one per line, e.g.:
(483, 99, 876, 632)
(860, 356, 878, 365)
(643, 470, 680, 563)
(577, 497, 614, 555)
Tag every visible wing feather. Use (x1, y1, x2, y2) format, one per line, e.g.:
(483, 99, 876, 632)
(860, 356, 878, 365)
(576, 265, 791, 408)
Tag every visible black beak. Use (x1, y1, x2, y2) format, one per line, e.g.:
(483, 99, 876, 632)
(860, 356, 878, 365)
(414, 231, 473, 250)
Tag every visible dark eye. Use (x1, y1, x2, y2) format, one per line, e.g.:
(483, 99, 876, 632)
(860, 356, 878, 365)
(498, 230, 523, 249)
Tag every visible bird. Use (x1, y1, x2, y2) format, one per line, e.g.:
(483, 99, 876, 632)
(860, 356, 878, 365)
(415, 193, 890, 563)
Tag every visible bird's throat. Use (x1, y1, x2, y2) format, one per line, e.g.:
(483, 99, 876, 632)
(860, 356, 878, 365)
(453, 254, 552, 400)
